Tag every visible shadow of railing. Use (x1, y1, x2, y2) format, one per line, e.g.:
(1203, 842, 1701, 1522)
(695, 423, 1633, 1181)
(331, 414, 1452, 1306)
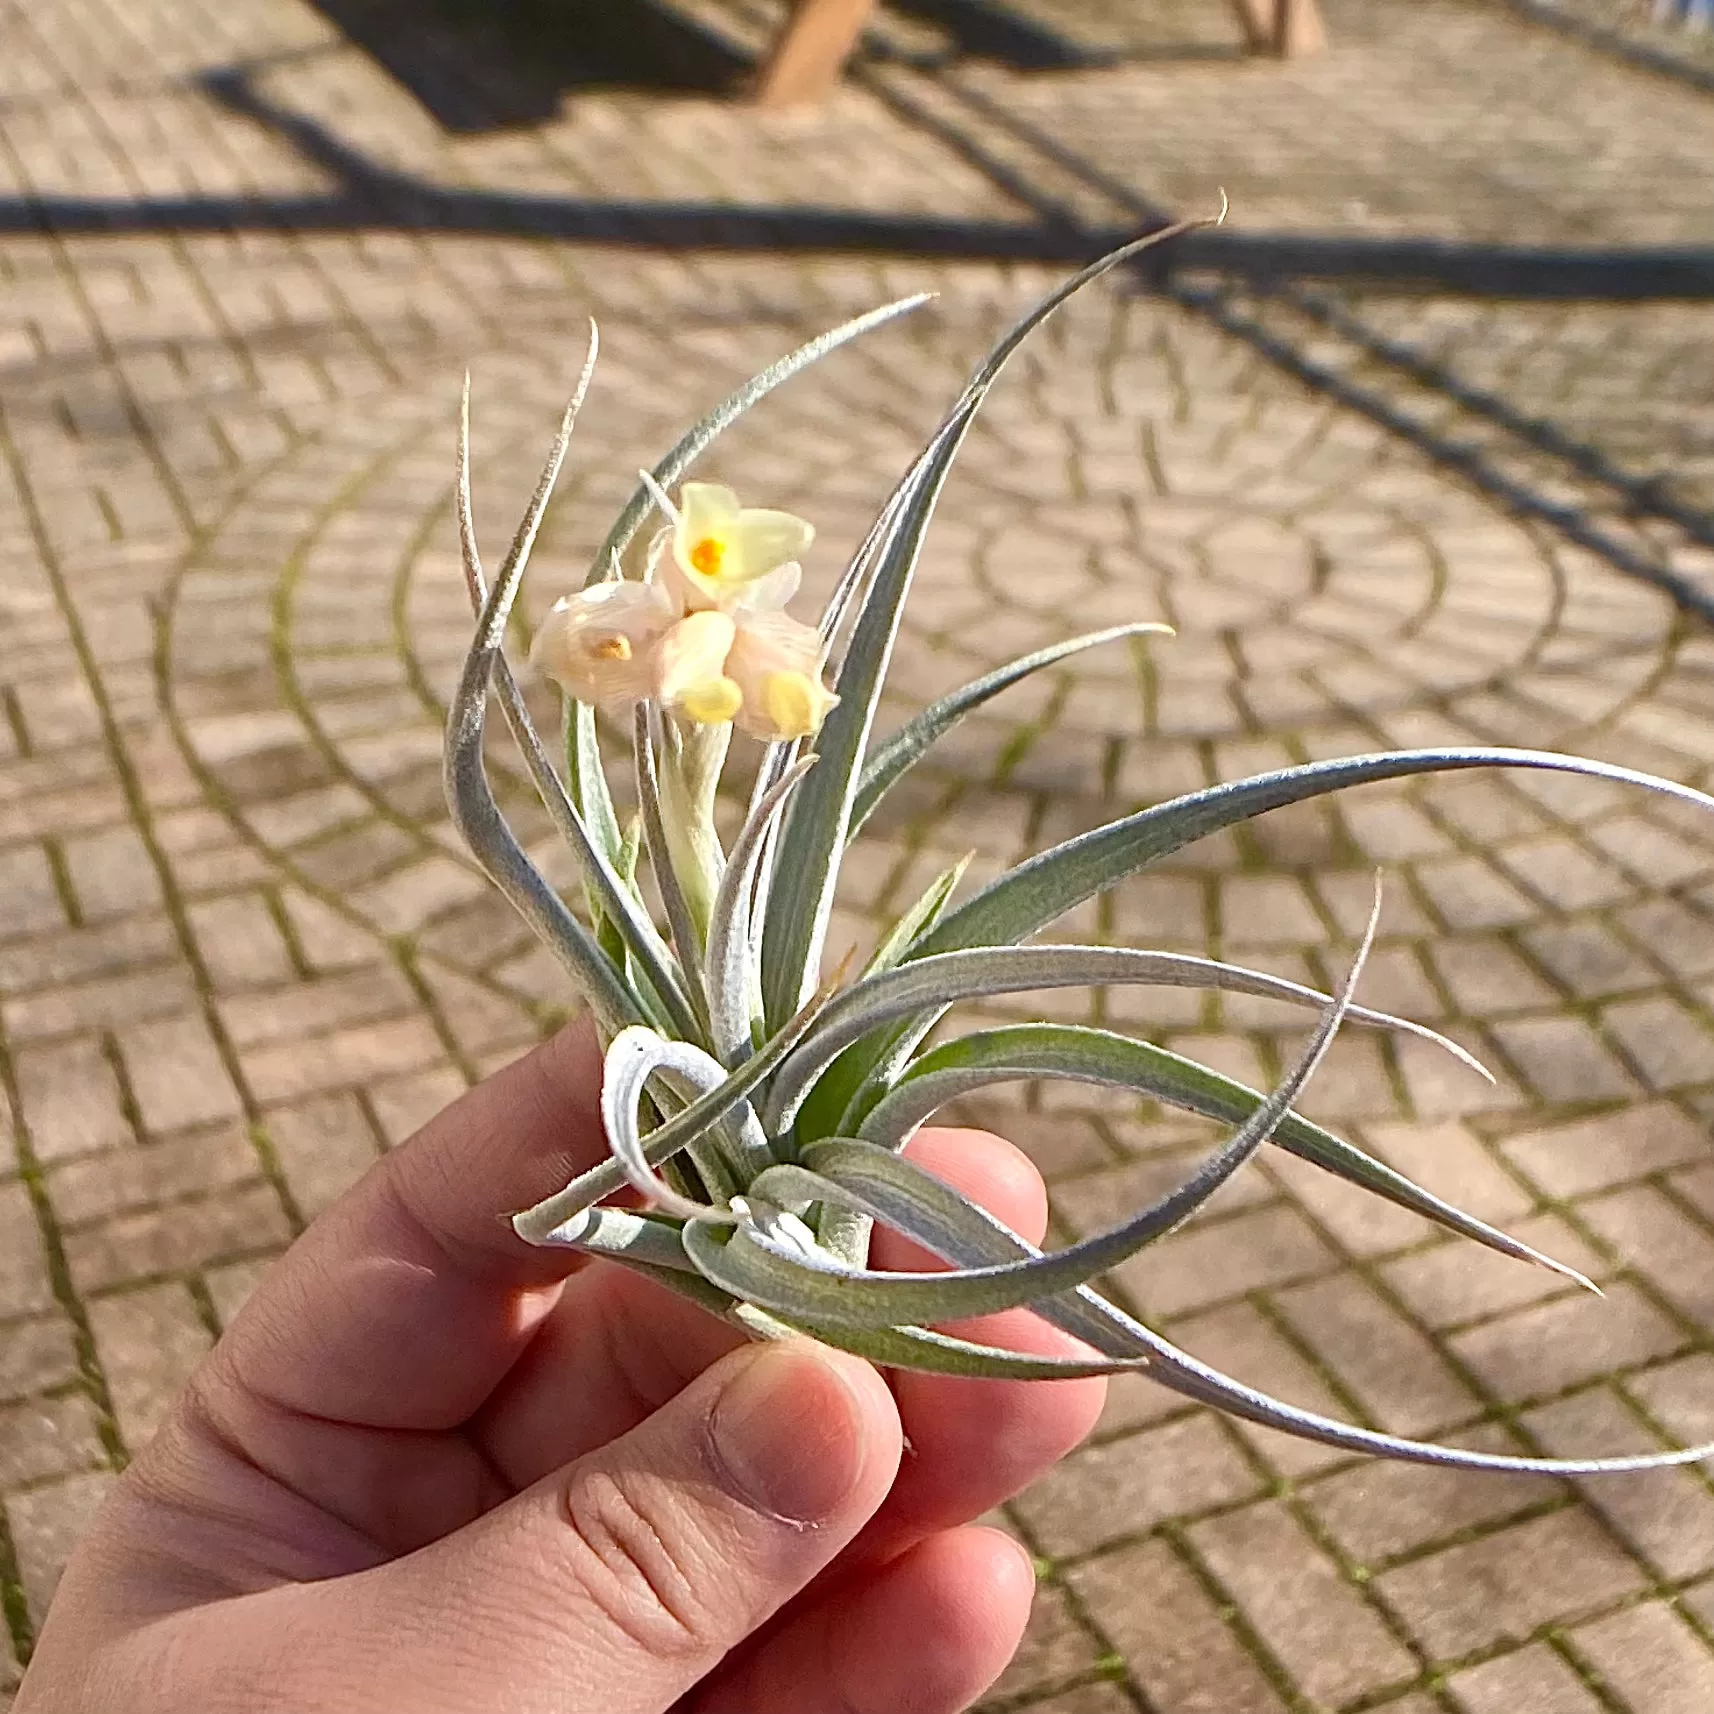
(1507, 0, 1714, 93)
(7, 44, 1714, 614)
(301, 0, 752, 129)
(4, 56, 1712, 303)
(878, 0, 1131, 69)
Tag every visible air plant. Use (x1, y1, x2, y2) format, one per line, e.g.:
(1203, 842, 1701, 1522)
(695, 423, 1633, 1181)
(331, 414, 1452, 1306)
(447, 227, 1714, 1481)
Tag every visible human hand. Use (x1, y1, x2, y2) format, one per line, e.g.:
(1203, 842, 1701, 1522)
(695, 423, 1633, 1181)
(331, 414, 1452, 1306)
(15, 1019, 1105, 1714)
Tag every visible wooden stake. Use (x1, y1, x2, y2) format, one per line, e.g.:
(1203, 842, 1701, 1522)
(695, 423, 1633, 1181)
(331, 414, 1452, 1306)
(1229, 0, 1274, 51)
(1229, 0, 1327, 56)
(1274, 0, 1327, 56)
(753, 0, 877, 108)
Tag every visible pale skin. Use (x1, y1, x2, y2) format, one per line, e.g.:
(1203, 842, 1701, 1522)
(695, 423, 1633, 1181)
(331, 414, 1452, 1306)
(16, 1019, 1106, 1714)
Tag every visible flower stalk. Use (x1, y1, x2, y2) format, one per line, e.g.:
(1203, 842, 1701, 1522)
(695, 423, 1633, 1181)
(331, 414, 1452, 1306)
(447, 225, 1714, 1481)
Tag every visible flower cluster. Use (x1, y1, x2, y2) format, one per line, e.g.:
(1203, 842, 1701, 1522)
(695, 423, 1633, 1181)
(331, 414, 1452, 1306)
(530, 480, 838, 742)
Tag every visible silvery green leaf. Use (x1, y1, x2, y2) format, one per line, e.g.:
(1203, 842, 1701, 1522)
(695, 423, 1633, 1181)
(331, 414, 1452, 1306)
(917, 749, 1714, 962)
(511, 987, 831, 1245)
(820, 747, 1714, 1120)
(603, 1027, 783, 1219)
(849, 623, 1173, 839)
(446, 376, 638, 1037)
(766, 942, 1486, 1134)
(694, 925, 1366, 1328)
(792, 1138, 1714, 1474)
(459, 351, 680, 1031)
(568, 700, 624, 896)
(854, 1020, 1583, 1283)
(589, 295, 933, 583)
(635, 704, 710, 1036)
(458, 359, 699, 1039)
(490, 618, 697, 1039)
(731, 1301, 1154, 1380)
(531, 1203, 698, 1271)
(761, 223, 1214, 1037)
(817, 465, 919, 650)
(796, 853, 974, 1228)
(593, 811, 646, 970)
(707, 758, 817, 1065)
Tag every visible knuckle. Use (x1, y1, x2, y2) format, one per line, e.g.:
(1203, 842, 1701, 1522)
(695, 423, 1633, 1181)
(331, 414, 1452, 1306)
(557, 1467, 731, 1661)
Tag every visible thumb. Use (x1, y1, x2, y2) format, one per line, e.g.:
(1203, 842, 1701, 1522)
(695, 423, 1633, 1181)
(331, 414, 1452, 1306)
(325, 1340, 902, 1714)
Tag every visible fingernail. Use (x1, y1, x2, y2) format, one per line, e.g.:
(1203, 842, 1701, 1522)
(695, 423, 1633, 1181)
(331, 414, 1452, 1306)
(707, 1343, 869, 1525)
(999, 1531, 1039, 1585)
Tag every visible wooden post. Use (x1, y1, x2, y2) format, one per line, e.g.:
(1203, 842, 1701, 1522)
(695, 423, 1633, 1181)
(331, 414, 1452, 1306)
(1273, 0, 1327, 56)
(1229, 0, 1326, 56)
(752, 0, 877, 108)
(1229, 0, 1273, 51)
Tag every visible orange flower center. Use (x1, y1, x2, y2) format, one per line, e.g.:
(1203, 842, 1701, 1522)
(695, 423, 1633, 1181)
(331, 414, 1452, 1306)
(590, 634, 632, 662)
(689, 536, 725, 579)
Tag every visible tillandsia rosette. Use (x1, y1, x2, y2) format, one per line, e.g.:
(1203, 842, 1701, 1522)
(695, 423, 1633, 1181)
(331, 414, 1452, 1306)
(448, 225, 1714, 1480)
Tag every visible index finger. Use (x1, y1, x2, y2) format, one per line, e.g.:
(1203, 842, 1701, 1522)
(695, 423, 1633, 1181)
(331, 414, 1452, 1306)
(206, 1017, 607, 1432)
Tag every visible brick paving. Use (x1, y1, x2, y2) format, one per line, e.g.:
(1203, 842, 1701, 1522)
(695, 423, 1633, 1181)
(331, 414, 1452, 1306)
(5, 0, 1714, 1707)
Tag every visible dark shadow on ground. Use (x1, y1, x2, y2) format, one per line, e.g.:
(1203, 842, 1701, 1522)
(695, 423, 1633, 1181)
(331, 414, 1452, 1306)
(10, 48, 1714, 619)
(879, 0, 1243, 69)
(9, 54, 1712, 300)
(303, 0, 1237, 134)
(303, 0, 752, 128)
(881, 0, 1119, 69)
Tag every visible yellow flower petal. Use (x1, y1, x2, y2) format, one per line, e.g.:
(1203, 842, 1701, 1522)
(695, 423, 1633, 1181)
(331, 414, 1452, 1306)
(655, 610, 738, 715)
(728, 509, 814, 581)
(678, 677, 743, 725)
(671, 482, 814, 611)
(755, 669, 838, 741)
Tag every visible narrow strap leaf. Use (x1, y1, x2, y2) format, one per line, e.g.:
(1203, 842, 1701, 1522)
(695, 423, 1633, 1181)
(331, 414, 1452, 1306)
(445, 369, 638, 1037)
(511, 985, 832, 1245)
(791, 1139, 1714, 1476)
(570, 699, 624, 885)
(823, 747, 1714, 1128)
(861, 854, 971, 981)
(458, 357, 695, 1035)
(463, 374, 703, 1041)
(707, 758, 817, 1065)
(635, 704, 711, 1035)
(734, 1303, 1155, 1381)
(760, 222, 1217, 1036)
(491, 641, 696, 1039)
(917, 748, 1714, 961)
(529, 1204, 698, 1272)
(850, 623, 1172, 839)
(792, 850, 973, 1175)
(766, 942, 1487, 1133)
(588, 295, 933, 584)
(855, 1021, 1583, 1284)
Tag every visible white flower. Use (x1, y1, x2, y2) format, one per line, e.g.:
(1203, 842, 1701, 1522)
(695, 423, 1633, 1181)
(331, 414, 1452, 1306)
(653, 609, 743, 726)
(534, 483, 837, 740)
(724, 608, 839, 742)
(667, 482, 813, 614)
(529, 579, 674, 705)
